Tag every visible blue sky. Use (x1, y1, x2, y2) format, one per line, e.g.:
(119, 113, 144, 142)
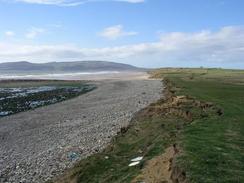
(0, 0, 244, 68)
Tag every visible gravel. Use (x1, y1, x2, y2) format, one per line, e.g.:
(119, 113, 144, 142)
(0, 76, 162, 183)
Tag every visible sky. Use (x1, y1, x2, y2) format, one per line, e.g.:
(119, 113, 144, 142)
(0, 0, 244, 68)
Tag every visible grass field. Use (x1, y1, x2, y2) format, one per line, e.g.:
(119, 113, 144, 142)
(0, 80, 96, 117)
(152, 68, 244, 183)
(53, 68, 244, 183)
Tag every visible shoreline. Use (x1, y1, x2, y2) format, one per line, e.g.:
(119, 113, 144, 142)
(0, 72, 162, 183)
(0, 71, 149, 81)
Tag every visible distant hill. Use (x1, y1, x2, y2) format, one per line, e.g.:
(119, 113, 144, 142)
(0, 61, 143, 74)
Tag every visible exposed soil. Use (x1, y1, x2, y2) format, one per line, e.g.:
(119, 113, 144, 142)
(131, 78, 222, 183)
(132, 146, 175, 183)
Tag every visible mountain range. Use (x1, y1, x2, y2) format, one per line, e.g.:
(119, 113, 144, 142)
(0, 61, 143, 74)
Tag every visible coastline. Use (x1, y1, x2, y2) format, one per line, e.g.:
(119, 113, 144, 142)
(0, 72, 162, 183)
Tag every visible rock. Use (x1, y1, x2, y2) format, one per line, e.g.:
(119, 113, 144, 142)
(0, 79, 162, 183)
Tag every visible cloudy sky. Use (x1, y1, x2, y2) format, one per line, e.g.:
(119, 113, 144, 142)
(0, 0, 244, 68)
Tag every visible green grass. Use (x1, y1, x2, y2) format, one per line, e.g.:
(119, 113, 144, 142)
(152, 68, 244, 183)
(55, 68, 244, 183)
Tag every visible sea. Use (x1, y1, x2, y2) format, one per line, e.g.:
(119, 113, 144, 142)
(0, 71, 121, 80)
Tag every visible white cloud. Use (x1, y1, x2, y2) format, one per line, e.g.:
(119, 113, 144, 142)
(12, 0, 144, 6)
(99, 25, 138, 40)
(5, 31, 15, 37)
(25, 27, 45, 39)
(0, 26, 244, 68)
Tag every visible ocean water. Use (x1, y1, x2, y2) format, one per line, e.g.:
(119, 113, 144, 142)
(0, 71, 120, 80)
